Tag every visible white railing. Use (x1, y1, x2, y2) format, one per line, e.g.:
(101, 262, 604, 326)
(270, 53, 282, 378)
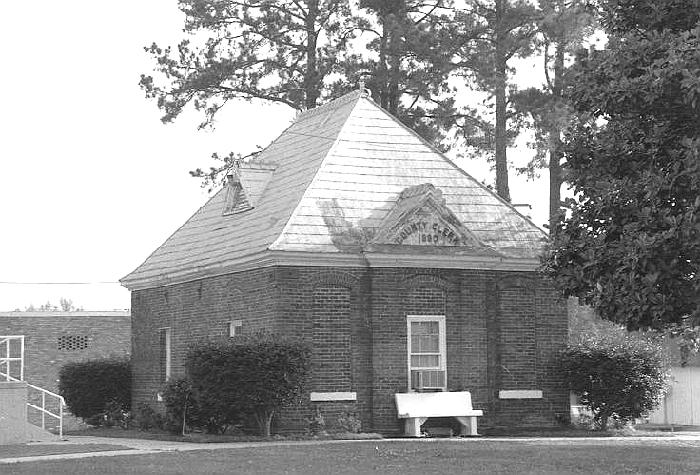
(0, 335, 65, 438)
(27, 382, 65, 438)
(0, 335, 25, 381)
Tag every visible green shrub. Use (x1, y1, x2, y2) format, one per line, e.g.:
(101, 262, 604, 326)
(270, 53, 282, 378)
(133, 403, 164, 431)
(58, 358, 131, 425)
(336, 411, 362, 433)
(162, 378, 202, 434)
(306, 407, 327, 436)
(98, 398, 131, 428)
(186, 331, 311, 436)
(562, 334, 670, 430)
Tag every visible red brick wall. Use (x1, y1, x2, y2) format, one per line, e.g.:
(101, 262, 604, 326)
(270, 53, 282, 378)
(312, 286, 352, 392)
(0, 313, 130, 393)
(130, 268, 278, 410)
(274, 268, 372, 433)
(131, 266, 568, 434)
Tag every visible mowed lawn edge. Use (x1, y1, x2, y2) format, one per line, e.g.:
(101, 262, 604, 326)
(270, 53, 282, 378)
(0, 444, 132, 460)
(3, 439, 700, 474)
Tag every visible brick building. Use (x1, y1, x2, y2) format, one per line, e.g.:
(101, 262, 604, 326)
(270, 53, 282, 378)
(121, 90, 569, 434)
(0, 311, 131, 392)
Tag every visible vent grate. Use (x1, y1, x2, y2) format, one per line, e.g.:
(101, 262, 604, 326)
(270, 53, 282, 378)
(57, 335, 90, 351)
(410, 369, 446, 391)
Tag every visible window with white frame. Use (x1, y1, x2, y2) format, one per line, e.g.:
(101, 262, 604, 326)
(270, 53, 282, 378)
(407, 315, 446, 391)
(158, 328, 171, 383)
(228, 320, 243, 338)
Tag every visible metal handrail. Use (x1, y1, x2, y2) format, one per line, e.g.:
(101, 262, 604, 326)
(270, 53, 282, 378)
(0, 335, 64, 438)
(0, 370, 65, 438)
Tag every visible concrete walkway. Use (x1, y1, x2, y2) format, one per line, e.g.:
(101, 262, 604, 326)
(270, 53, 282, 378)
(3, 432, 700, 465)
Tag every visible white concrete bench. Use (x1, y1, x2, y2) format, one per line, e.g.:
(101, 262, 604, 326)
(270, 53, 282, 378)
(395, 391, 483, 437)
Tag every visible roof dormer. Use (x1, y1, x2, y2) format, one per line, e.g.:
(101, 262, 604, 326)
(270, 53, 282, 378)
(222, 171, 252, 215)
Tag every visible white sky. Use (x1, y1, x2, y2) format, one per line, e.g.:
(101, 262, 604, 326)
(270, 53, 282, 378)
(0, 1, 551, 311)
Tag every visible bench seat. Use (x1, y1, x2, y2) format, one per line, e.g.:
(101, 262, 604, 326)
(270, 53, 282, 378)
(395, 391, 483, 437)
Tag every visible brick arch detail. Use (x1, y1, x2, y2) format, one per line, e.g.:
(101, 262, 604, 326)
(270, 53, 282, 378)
(400, 273, 456, 293)
(307, 270, 359, 290)
(225, 286, 244, 298)
(496, 275, 537, 291)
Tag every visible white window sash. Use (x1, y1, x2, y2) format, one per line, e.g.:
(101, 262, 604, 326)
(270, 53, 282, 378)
(406, 315, 446, 391)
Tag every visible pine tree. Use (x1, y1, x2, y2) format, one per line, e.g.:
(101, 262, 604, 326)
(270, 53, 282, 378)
(511, 0, 596, 230)
(353, 0, 465, 148)
(454, 0, 539, 201)
(140, 0, 355, 126)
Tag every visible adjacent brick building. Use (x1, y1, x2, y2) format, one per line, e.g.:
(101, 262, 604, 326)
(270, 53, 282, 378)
(122, 90, 569, 434)
(0, 311, 131, 392)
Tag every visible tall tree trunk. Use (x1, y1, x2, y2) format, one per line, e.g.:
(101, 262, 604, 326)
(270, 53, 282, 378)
(304, 0, 320, 109)
(548, 39, 565, 232)
(386, 4, 404, 116)
(377, 20, 390, 109)
(387, 30, 402, 116)
(256, 410, 274, 437)
(494, 0, 511, 202)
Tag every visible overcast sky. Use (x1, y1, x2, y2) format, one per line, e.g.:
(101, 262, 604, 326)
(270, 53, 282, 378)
(0, 1, 551, 311)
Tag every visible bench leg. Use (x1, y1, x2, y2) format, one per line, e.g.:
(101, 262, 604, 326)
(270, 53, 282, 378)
(455, 416, 479, 436)
(404, 417, 428, 437)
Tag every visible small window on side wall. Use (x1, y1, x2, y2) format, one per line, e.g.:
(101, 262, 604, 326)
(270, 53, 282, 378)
(228, 320, 243, 338)
(158, 328, 171, 383)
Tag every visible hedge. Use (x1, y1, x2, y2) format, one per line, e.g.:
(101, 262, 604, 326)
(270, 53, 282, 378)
(562, 334, 669, 429)
(184, 332, 311, 436)
(58, 358, 131, 425)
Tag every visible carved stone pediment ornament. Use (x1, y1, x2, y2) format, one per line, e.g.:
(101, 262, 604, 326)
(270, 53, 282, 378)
(371, 184, 499, 254)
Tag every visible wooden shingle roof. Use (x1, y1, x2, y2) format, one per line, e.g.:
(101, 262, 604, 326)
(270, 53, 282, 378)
(121, 90, 547, 290)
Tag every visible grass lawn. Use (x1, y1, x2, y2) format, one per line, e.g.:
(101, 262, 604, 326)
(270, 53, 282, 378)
(64, 424, 667, 442)
(64, 427, 382, 442)
(3, 439, 700, 474)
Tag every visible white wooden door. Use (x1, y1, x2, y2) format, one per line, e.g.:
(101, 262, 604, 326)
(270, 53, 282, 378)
(648, 367, 700, 425)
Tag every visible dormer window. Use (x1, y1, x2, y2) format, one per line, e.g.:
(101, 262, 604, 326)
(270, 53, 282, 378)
(222, 172, 252, 215)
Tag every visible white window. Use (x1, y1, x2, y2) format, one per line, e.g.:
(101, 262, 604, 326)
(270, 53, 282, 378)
(407, 315, 446, 391)
(159, 328, 171, 383)
(228, 320, 243, 338)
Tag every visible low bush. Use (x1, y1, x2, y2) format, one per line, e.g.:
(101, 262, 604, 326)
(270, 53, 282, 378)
(161, 378, 202, 434)
(562, 334, 670, 430)
(306, 408, 327, 436)
(186, 331, 311, 436)
(133, 403, 164, 431)
(336, 411, 362, 434)
(58, 358, 131, 425)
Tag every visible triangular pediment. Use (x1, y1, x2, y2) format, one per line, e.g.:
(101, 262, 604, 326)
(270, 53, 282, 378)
(372, 184, 499, 254)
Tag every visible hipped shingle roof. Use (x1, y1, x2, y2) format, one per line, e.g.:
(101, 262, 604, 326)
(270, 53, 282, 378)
(121, 90, 546, 290)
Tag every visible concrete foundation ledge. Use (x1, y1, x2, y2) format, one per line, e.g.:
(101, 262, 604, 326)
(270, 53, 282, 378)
(309, 392, 357, 402)
(498, 390, 543, 399)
